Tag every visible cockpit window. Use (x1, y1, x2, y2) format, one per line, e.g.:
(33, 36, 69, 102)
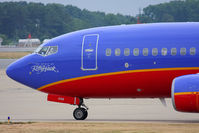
(34, 46, 58, 56)
(34, 45, 42, 53)
(38, 46, 49, 55)
(46, 46, 58, 56)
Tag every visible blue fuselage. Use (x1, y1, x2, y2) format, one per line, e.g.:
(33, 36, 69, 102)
(6, 22, 199, 98)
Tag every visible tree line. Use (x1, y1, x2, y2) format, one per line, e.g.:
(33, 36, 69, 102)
(0, 1, 135, 45)
(0, 0, 199, 45)
(141, 0, 199, 23)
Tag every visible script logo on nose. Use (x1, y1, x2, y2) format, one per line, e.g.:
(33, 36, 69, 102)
(31, 63, 59, 74)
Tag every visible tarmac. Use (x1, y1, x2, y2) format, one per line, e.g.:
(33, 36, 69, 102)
(0, 47, 36, 52)
(0, 59, 199, 123)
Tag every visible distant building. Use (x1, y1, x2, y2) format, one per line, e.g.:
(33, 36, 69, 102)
(43, 39, 51, 44)
(0, 37, 3, 46)
(18, 39, 41, 47)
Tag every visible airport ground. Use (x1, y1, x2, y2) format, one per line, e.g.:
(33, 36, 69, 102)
(1, 50, 199, 132)
(0, 52, 31, 59)
(1, 122, 199, 133)
(0, 47, 34, 59)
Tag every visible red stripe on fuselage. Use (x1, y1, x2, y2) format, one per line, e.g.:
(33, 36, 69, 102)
(38, 68, 199, 98)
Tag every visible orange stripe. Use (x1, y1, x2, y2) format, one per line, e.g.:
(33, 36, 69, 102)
(37, 67, 199, 91)
(174, 92, 199, 96)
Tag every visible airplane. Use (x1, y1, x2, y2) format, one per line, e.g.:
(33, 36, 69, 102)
(6, 22, 199, 120)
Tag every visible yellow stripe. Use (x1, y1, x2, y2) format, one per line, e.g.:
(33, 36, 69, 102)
(174, 92, 193, 95)
(37, 67, 199, 91)
(175, 92, 199, 96)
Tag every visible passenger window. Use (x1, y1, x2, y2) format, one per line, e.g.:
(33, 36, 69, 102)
(152, 48, 158, 56)
(161, 48, 167, 56)
(180, 48, 186, 56)
(143, 48, 148, 56)
(124, 48, 130, 56)
(171, 48, 177, 56)
(46, 46, 58, 56)
(115, 48, 121, 56)
(133, 48, 139, 56)
(38, 46, 49, 56)
(190, 47, 196, 55)
(106, 48, 111, 56)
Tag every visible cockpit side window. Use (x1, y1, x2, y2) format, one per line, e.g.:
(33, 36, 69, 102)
(34, 45, 42, 53)
(38, 46, 49, 55)
(34, 46, 58, 56)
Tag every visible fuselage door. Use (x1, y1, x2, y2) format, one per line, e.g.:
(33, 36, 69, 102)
(81, 34, 99, 71)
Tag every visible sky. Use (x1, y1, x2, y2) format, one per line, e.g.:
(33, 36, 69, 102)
(0, 0, 174, 16)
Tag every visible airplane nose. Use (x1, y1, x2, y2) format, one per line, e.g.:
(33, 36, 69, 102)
(6, 60, 21, 81)
(6, 58, 28, 83)
(6, 64, 12, 79)
(6, 54, 36, 89)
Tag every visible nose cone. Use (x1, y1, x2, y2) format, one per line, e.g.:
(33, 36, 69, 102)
(6, 62, 14, 79)
(6, 60, 23, 82)
(6, 55, 31, 86)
